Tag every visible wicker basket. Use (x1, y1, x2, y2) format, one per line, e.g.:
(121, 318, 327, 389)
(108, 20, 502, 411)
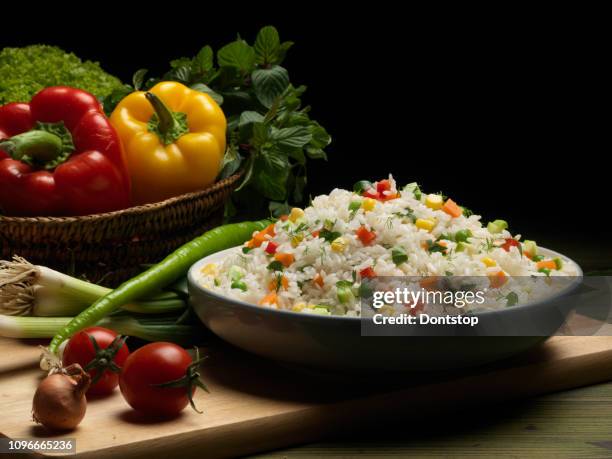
(0, 172, 243, 287)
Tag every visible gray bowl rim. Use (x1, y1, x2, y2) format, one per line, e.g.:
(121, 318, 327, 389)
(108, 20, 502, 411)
(188, 245, 584, 324)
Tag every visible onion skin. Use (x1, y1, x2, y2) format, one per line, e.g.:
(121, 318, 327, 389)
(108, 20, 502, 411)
(32, 364, 90, 431)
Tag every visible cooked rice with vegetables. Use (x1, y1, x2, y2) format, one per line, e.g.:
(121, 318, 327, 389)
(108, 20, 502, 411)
(197, 176, 578, 316)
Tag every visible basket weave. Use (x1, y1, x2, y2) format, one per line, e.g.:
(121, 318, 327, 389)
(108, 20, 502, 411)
(0, 172, 242, 287)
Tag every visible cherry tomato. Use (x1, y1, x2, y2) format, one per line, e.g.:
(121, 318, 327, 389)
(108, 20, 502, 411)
(63, 326, 129, 395)
(119, 342, 206, 417)
(501, 237, 520, 252)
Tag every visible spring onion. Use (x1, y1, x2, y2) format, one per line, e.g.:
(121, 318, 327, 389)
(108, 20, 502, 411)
(391, 246, 409, 265)
(487, 219, 509, 234)
(0, 257, 186, 317)
(348, 200, 362, 212)
(0, 314, 201, 345)
(454, 229, 472, 243)
(336, 280, 355, 304)
(403, 182, 422, 200)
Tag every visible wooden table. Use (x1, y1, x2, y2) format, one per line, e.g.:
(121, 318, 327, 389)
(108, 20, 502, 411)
(254, 381, 612, 458)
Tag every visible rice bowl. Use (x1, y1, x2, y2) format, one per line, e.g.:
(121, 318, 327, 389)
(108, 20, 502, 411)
(195, 176, 579, 317)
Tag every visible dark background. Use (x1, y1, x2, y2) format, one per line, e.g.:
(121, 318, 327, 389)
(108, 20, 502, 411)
(1, 8, 608, 268)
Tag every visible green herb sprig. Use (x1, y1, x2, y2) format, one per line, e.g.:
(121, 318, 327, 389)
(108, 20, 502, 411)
(102, 26, 331, 220)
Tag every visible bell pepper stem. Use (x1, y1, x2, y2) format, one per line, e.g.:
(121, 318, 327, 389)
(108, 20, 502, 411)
(145, 92, 177, 138)
(0, 130, 63, 162)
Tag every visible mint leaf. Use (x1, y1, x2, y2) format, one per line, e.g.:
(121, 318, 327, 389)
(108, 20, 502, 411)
(239, 111, 265, 139)
(305, 147, 328, 160)
(270, 125, 312, 148)
(190, 83, 224, 105)
(239, 111, 265, 127)
(195, 45, 214, 74)
(277, 41, 294, 64)
(217, 40, 255, 73)
(218, 143, 243, 179)
(269, 200, 291, 217)
(254, 26, 281, 65)
(251, 66, 290, 108)
(254, 148, 289, 200)
(132, 69, 147, 90)
(310, 122, 331, 149)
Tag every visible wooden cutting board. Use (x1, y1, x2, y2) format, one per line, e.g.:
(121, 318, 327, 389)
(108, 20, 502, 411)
(2, 331, 612, 459)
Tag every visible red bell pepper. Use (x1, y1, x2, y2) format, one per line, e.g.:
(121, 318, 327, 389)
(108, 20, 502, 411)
(0, 86, 130, 216)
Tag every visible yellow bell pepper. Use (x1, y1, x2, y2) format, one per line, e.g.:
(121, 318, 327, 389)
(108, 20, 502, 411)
(110, 81, 226, 205)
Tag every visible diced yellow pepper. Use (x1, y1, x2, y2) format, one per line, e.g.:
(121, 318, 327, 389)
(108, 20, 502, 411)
(481, 257, 497, 267)
(425, 194, 444, 210)
(331, 237, 347, 252)
(200, 263, 218, 276)
(415, 218, 437, 232)
(289, 207, 305, 222)
(292, 302, 306, 312)
(291, 234, 304, 248)
(361, 198, 377, 212)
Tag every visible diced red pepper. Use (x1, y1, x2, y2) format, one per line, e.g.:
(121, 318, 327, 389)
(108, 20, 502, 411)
(362, 189, 380, 200)
(356, 225, 376, 245)
(359, 267, 376, 278)
(376, 179, 391, 193)
(265, 241, 278, 254)
(311, 229, 320, 238)
(501, 238, 520, 252)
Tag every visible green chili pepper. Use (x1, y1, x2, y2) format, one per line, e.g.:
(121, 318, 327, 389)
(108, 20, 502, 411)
(48, 220, 271, 354)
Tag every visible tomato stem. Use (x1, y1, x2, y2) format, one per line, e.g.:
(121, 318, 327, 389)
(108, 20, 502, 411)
(150, 347, 209, 413)
(83, 334, 128, 386)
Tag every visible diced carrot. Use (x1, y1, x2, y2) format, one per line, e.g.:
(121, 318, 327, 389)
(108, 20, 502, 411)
(489, 271, 507, 288)
(419, 276, 440, 291)
(274, 252, 295, 267)
(258, 292, 278, 306)
(311, 230, 320, 238)
(268, 275, 288, 291)
(442, 198, 462, 218)
(263, 224, 276, 237)
(249, 224, 276, 248)
(536, 260, 557, 270)
(313, 273, 324, 288)
(381, 191, 401, 201)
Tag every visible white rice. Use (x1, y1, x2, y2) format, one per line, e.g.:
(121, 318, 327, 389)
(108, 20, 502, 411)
(197, 175, 578, 316)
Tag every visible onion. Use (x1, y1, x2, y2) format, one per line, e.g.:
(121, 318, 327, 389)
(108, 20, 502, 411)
(32, 364, 90, 430)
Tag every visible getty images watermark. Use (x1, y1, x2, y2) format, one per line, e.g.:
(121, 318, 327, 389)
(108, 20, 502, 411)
(360, 275, 611, 336)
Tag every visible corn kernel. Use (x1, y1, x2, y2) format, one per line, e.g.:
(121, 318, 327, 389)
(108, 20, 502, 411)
(289, 207, 305, 222)
(361, 198, 377, 212)
(331, 237, 347, 252)
(481, 257, 497, 267)
(291, 234, 304, 247)
(200, 263, 218, 276)
(292, 302, 306, 312)
(425, 194, 444, 210)
(415, 218, 436, 232)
